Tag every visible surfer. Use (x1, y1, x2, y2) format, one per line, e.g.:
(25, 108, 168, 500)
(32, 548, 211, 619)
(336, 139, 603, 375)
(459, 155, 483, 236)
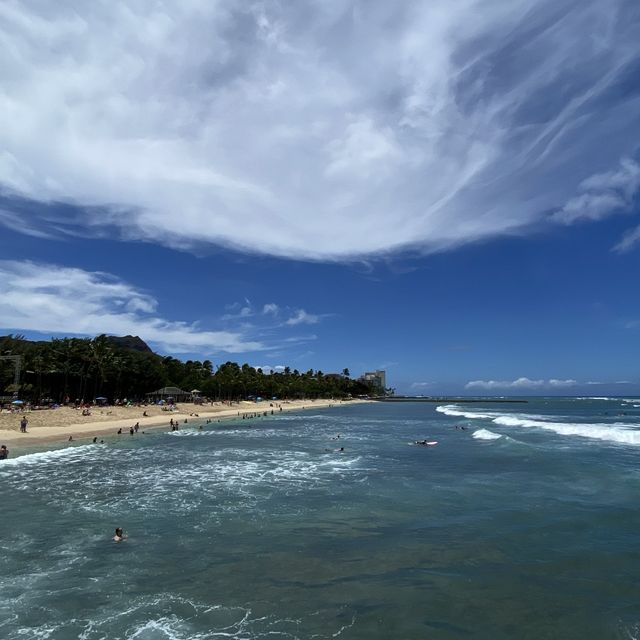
(0, 444, 8, 459)
(113, 527, 126, 542)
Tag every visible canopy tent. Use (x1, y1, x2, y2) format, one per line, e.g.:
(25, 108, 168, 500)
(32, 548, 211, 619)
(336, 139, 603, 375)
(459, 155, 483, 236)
(146, 386, 192, 402)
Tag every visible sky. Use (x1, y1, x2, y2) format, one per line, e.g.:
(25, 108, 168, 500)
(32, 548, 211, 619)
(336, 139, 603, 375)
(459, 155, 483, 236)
(1, 0, 640, 395)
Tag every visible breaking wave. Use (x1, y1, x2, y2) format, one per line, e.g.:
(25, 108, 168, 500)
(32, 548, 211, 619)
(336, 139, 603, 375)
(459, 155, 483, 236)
(472, 429, 502, 440)
(437, 405, 640, 446)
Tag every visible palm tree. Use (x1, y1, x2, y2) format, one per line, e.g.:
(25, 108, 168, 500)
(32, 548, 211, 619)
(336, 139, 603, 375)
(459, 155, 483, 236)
(90, 335, 115, 398)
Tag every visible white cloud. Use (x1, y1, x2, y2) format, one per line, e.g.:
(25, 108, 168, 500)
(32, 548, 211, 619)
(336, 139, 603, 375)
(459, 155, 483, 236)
(0, 1, 638, 260)
(466, 377, 578, 390)
(255, 364, 286, 374)
(613, 224, 640, 253)
(548, 379, 578, 387)
(0, 208, 54, 239)
(222, 301, 323, 328)
(410, 382, 431, 389)
(553, 158, 640, 225)
(285, 309, 320, 326)
(0, 260, 264, 354)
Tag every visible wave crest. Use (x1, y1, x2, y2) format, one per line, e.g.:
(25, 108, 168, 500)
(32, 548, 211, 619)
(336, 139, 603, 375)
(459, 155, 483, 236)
(437, 405, 640, 446)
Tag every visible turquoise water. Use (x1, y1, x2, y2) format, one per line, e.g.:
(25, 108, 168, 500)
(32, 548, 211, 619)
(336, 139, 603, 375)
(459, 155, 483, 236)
(1, 399, 640, 639)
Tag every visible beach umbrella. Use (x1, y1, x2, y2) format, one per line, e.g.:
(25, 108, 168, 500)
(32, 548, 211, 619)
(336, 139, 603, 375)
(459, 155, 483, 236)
(95, 396, 107, 400)
(11, 399, 24, 405)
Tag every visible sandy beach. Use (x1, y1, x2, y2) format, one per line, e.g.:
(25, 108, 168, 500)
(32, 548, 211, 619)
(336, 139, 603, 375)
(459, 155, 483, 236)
(0, 399, 367, 450)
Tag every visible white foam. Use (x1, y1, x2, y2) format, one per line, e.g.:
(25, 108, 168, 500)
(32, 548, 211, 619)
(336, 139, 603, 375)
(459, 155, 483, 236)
(491, 415, 640, 445)
(438, 405, 640, 446)
(436, 405, 496, 420)
(0, 444, 99, 469)
(127, 618, 184, 639)
(472, 429, 502, 440)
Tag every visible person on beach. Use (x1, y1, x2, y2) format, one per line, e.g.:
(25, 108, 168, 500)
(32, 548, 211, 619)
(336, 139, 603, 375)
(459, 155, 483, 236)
(20, 416, 28, 433)
(0, 444, 8, 460)
(113, 527, 126, 542)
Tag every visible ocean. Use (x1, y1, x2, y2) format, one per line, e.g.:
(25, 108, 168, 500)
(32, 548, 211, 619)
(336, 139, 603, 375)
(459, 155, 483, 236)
(1, 398, 639, 639)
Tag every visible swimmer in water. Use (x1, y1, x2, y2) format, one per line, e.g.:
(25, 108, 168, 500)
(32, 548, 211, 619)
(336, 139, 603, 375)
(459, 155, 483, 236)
(113, 527, 126, 542)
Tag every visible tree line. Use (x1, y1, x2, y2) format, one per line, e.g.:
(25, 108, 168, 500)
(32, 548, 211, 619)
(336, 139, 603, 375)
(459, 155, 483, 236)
(0, 334, 380, 403)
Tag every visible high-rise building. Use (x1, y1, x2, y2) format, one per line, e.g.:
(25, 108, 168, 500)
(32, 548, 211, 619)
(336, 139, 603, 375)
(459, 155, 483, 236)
(361, 370, 386, 391)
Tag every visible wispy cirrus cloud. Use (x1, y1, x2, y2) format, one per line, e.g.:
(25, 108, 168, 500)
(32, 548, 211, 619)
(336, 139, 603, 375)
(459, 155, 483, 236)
(552, 158, 640, 225)
(613, 225, 640, 253)
(1, 1, 639, 260)
(0, 260, 264, 354)
(465, 377, 578, 390)
(284, 309, 321, 326)
(223, 300, 325, 327)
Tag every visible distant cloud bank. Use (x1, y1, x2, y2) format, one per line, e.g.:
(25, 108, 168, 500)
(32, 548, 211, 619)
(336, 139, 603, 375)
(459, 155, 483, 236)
(465, 377, 578, 390)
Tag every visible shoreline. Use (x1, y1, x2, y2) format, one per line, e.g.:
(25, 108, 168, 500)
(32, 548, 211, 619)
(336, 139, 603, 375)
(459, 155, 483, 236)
(0, 399, 369, 456)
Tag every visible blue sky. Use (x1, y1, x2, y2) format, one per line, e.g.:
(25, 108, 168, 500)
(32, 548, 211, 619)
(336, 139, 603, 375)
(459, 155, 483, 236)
(1, 0, 639, 395)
